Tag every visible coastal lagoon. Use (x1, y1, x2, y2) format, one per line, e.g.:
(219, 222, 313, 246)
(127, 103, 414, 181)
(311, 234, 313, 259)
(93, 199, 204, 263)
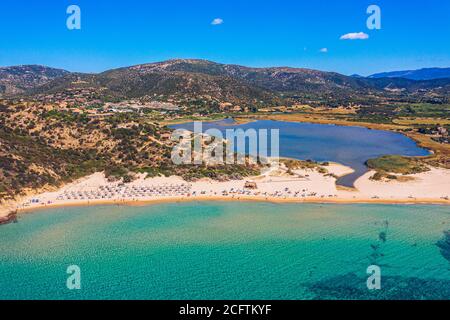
(171, 120, 431, 187)
(1, 202, 449, 300)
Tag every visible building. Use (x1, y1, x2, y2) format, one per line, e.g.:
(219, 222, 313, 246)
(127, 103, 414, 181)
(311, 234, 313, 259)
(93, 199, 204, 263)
(437, 127, 448, 136)
(244, 181, 258, 189)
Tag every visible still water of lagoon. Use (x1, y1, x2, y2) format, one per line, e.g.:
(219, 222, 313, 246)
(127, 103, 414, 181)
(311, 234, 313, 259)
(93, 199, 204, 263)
(170, 119, 431, 187)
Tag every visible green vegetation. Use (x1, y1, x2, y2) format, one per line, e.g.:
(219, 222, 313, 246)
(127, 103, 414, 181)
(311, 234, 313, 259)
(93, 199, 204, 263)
(178, 164, 259, 182)
(366, 155, 430, 180)
(2, 59, 450, 200)
(42, 109, 89, 124)
(397, 103, 450, 118)
(0, 103, 264, 200)
(281, 158, 328, 174)
(0, 128, 105, 198)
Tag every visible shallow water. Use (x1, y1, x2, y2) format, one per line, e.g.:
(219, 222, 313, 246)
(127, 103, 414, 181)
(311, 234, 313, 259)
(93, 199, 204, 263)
(170, 119, 430, 187)
(1, 202, 449, 300)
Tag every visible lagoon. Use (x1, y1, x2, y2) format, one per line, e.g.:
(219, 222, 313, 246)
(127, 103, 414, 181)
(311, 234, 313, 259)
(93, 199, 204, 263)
(171, 119, 430, 187)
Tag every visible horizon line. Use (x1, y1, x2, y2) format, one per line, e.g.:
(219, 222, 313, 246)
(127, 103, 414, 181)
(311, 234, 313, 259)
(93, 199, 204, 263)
(1, 58, 450, 77)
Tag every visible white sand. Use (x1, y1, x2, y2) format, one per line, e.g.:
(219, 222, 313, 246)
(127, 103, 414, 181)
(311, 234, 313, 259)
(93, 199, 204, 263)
(1, 163, 449, 219)
(347, 167, 450, 201)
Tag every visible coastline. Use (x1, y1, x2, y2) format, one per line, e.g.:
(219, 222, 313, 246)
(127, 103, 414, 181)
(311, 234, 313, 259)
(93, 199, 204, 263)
(0, 211, 17, 225)
(233, 113, 449, 164)
(15, 195, 450, 216)
(2, 162, 449, 222)
(1, 116, 449, 222)
(167, 113, 448, 170)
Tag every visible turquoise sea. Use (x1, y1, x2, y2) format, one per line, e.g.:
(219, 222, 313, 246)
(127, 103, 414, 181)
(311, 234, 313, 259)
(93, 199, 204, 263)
(1, 202, 449, 300)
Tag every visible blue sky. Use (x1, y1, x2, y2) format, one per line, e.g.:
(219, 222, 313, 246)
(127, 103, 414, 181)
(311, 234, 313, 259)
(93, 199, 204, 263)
(0, 0, 449, 75)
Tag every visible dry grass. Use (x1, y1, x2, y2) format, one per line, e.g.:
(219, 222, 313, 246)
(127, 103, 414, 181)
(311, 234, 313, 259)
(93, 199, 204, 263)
(393, 117, 450, 125)
(235, 113, 406, 130)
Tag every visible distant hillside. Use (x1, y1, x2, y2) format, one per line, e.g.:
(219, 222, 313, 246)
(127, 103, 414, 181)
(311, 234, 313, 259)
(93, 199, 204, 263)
(0, 101, 259, 200)
(0, 65, 69, 96)
(5, 59, 450, 106)
(369, 67, 450, 80)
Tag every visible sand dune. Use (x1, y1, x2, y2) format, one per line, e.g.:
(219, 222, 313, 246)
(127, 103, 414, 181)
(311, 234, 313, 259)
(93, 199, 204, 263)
(1, 162, 449, 220)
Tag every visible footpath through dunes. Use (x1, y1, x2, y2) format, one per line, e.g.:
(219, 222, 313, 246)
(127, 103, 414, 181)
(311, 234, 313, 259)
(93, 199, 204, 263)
(170, 119, 431, 187)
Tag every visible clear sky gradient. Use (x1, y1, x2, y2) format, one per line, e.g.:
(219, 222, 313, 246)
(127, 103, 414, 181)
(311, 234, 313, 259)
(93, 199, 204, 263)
(0, 0, 449, 75)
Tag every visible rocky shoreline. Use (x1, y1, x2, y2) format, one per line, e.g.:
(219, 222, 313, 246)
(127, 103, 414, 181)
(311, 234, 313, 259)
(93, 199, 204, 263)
(0, 211, 18, 225)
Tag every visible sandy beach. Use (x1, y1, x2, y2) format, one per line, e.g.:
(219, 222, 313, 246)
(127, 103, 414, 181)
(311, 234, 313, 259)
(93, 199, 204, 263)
(1, 161, 449, 222)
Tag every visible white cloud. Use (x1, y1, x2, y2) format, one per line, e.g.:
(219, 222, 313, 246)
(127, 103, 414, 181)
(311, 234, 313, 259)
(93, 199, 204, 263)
(340, 32, 369, 40)
(319, 48, 328, 53)
(211, 18, 224, 25)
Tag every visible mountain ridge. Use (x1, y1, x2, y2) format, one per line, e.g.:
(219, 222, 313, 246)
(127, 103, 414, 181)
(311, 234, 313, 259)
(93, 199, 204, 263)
(369, 67, 450, 81)
(0, 65, 69, 95)
(1, 60, 450, 106)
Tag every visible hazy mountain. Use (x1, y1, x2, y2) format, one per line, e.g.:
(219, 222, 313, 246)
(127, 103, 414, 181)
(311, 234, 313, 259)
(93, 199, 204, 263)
(5, 59, 450, 105)
(0, 65, 69, 96)
(369, 67, 450, 81)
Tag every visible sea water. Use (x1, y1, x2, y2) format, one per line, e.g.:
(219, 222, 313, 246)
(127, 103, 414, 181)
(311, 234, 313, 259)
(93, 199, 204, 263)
(0, 202, 449, 300)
